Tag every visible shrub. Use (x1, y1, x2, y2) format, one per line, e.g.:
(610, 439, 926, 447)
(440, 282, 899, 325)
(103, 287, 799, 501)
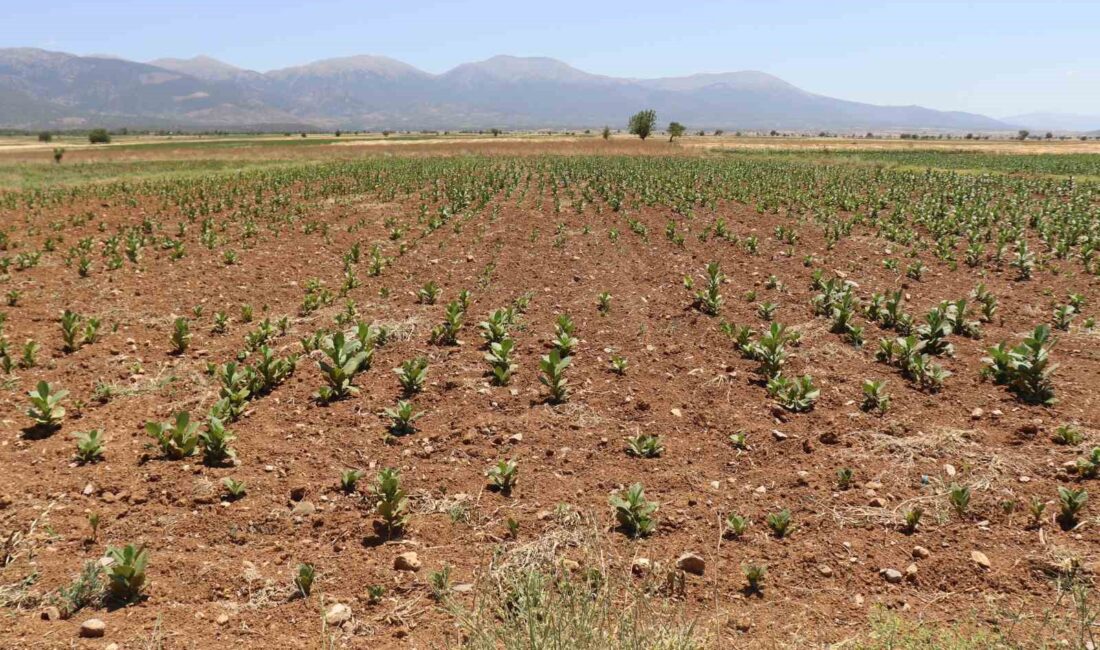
(627, 109, 656, 140)
(88, 128, 111, 144)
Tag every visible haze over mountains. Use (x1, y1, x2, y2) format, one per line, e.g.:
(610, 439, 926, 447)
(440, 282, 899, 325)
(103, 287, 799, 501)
(0, 47, 1034, 132)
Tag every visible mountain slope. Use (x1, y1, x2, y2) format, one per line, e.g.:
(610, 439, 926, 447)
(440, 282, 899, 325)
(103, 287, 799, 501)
(0, 48, 1012, 132)
(0, 48, 305, 128)
(148, 55, 263, 83)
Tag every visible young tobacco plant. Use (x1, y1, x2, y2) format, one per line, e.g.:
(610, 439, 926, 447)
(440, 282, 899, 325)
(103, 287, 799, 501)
(395, 356, 429, 394)
(74, 429, 105, 463)
(315, 332, 370, 402)
(610, 483, 657, 538)
(431, 301, 464, 345)
(374, 468, 408, 536)
(767, 374, 819, 412)
(26, 380, 68, 429)
(104, 544, 148, 604)
(539, 349, 571, 403)
(146, 411, 199, 459)
(1057, 486, 1087, 529)
(222, 477, 247, 500)
(725, 513, 750, 538)
(766, 509, 794, 538)
(418, 281, 442, 305)
(485, 338, 517, 385)
(383, 400, 423, 435)
(199, 416, 237, 466)
(625, 433, 664, 458)
(340, 469, 365, 493)
(171, 317, 191, 354)
(487, 459, 519, 495)
(294, 563, 316, 597)
(694, 262, 723, 315)
(861, 379, 890, 413)
(478, 308, 512, 345)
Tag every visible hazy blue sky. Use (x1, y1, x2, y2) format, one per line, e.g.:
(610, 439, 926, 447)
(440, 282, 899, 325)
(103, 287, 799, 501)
(8, 0, 1098, 117)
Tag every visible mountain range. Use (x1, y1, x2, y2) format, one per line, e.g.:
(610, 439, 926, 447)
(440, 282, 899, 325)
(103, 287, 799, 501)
(999, 112, 1100, 133)
(0, 47, 1019, 132)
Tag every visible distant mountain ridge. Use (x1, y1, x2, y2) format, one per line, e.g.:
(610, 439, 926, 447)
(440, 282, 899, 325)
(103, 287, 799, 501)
(1000, 112, 1100, 133)
(0, 48, 1013, 132)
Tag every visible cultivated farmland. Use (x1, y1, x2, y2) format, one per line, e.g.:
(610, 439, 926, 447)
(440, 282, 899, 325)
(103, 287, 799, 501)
(0, 139, 1098, 648)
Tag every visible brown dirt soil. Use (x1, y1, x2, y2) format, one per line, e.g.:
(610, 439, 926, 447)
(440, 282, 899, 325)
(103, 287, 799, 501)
(0, 153, 1098, 649)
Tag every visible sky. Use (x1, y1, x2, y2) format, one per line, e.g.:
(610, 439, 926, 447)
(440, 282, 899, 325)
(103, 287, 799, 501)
(6, 0, 1098, 117)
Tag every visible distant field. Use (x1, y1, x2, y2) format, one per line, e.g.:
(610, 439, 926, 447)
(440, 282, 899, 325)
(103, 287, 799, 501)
(723, 148, 1100, 177)
(0, 159, 303, 190)
(2, 133, 1100, 190)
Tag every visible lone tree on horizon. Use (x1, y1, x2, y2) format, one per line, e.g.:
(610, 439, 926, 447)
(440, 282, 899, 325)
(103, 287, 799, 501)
(628, 110, 656, 140)
(668, 121, 685, 142)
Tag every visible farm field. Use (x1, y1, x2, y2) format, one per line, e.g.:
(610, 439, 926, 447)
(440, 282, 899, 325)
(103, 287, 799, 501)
(1, 141, 1099, 649)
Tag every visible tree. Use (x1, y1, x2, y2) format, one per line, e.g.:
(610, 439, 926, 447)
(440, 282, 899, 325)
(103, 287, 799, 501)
(601, 126, 611, 140)
(667, 122, 686, 142)
(490, 128, 501, 137)
(1017, 129, 1029, 141)
(88, 128, 111, 144)
(628, 110, 656, 140)
(37, 131, 52, 143)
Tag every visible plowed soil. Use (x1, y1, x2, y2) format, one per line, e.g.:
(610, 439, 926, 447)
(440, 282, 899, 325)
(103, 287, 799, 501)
(1, 150, 1098, 649)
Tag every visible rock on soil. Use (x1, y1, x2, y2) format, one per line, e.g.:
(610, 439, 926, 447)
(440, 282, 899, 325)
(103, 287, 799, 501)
(676, 552, 706, 575)
(881, 568, 904, 584)
(971, 550, 991, 569)
(79, 618, 106, 638)
(325, 603, 352, 626)
(394, 552, 421, 571)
